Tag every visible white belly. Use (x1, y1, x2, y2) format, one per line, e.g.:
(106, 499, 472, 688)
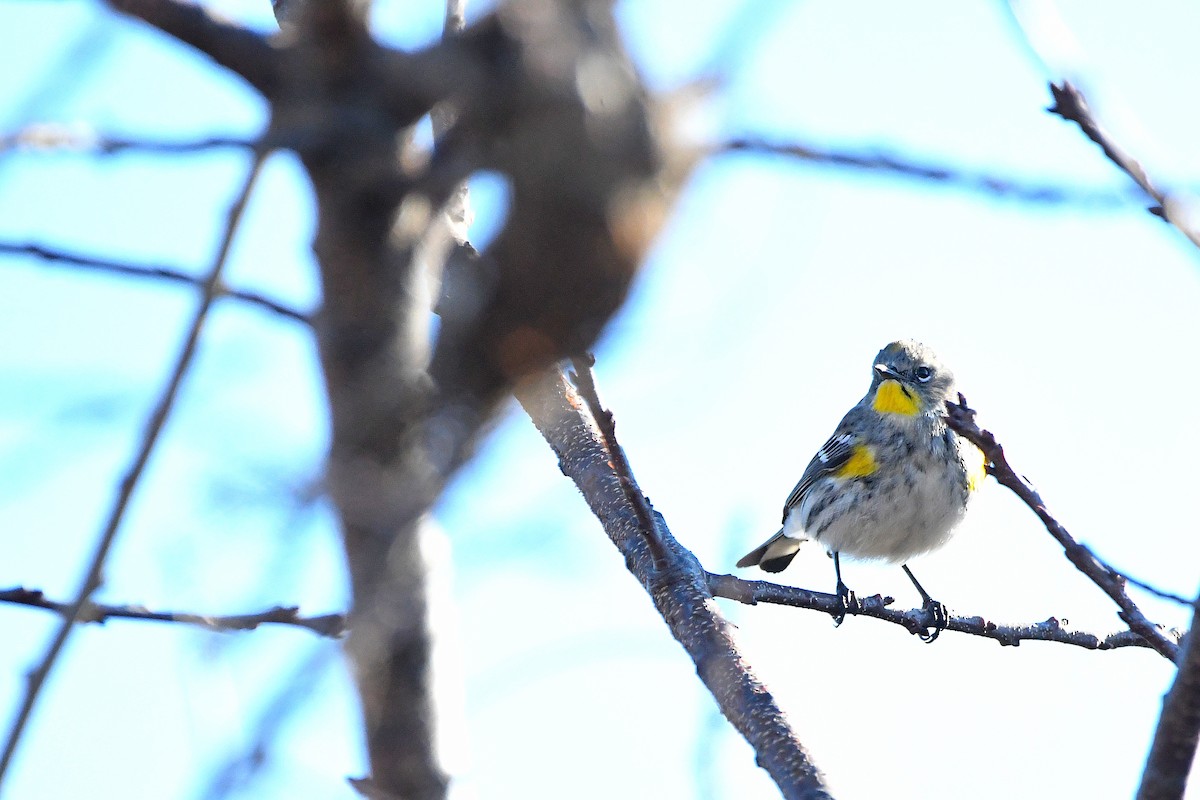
(782, 442, 970, 563)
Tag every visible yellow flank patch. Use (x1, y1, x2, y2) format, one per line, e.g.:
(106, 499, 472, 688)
(873, 379, 920, 416)
(966, 443, 987, 492)
(836, 444, 878, 479)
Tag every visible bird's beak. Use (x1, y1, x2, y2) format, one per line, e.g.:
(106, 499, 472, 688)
(874, 363, 904, 382)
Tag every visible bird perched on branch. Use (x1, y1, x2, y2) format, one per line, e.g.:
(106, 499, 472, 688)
(737, 340, 985, 642)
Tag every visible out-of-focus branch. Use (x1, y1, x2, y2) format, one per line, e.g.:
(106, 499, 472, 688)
(0, 147, 269, 788)
(944, 394, 1180, 662)
(1137, 596, 1200, 800)
(0, 587, 345, 638)
(0, 125, 256, 155)
(0, 241, 310, 323)
(286, 5, 471, 795)
(1048, 81, 1200, 251)
(106, 0, 468, 120)
(105, 0, 281, 97)
(707, 573, 1178, 652)
(4, 122, 1150, 212)
(518, 367, 833, 800)
(721, 137, 1136, 206)
(426, 6, 671, 400)
(109, 1, 673, 795)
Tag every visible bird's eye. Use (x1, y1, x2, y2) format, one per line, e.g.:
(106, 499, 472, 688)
(915, 366, 933, 383)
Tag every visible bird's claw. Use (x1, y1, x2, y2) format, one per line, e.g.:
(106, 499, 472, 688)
(833, 581, 861, 627)
(918, 599, 948, 643)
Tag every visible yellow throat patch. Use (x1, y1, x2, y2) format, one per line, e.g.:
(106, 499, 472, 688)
(873, 379, 920, 416)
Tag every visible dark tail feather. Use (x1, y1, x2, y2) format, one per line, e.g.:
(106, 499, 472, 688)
(759, 549, 801, 573)
(736, 530, 803, 573)
(736, 542, 771, 569)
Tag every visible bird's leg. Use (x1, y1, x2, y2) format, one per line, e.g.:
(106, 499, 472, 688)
(832, 552, 860, 626)
(901, 564, 947, 643)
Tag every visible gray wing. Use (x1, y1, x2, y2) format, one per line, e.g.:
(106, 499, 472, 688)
(781, 429, 857, 523)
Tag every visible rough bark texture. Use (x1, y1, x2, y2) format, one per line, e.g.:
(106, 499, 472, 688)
(518, 369, 833, 800)
(1138, 602, 1200, 800)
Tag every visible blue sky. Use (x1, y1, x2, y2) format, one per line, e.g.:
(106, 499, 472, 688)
(2, 1, 1200, 798)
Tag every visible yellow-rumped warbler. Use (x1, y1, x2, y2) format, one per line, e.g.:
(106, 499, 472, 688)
(737, 340, 985, 641)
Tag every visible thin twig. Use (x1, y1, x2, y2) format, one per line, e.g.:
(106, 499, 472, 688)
(0, 146, 271, 787)
(1047, 81, 1200, 251)
(1123, 574, 1196, 608)
(0, 241, 310, 324)
(1137, 595, 1200, 800)
(721, 136, 1138, 206)
(707, 572, 1178, 652)
(0, 587, 345, 638)
(944, 394, 1180, 661)
(0, 125, 256, 155)
(1001, 6, 1200, 249)
(568, 356, 670, 571)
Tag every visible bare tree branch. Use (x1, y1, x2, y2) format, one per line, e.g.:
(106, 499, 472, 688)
(518, 366, 833, 800)
(1121, 573, 1197, 608)
(0, 146, 270, 787)
(1047, 81, 1200, 251)
(5, 121, 1153, 212)
(0, 241, 310, 323)
(0, 587, 345, 638)
(101, 2, 672, 795)
(105, 0, 281, 97)
(0, 125, 256, 155)
(944, 394, 1180, 661)
(721, 137, 1138, 206)
(568, 355, 669, 569)
(707, 573, 1179, 652)
(1138, 597, 1200, 800)
(283, 3, 668, 797)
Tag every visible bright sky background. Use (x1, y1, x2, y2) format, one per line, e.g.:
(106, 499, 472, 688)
(2, 1, 1200, 798)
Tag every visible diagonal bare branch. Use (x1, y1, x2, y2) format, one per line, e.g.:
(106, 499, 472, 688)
(567, 355, 669, 569)
(944, 394, 1179, 661)
(0, 146, 270, 788)
(518, 367, 833, 800)
(1047, 81, 1200, 252)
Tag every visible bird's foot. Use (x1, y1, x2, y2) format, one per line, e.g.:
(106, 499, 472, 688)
(833, 581, 861, 627)
(917, 598, 948, 643)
